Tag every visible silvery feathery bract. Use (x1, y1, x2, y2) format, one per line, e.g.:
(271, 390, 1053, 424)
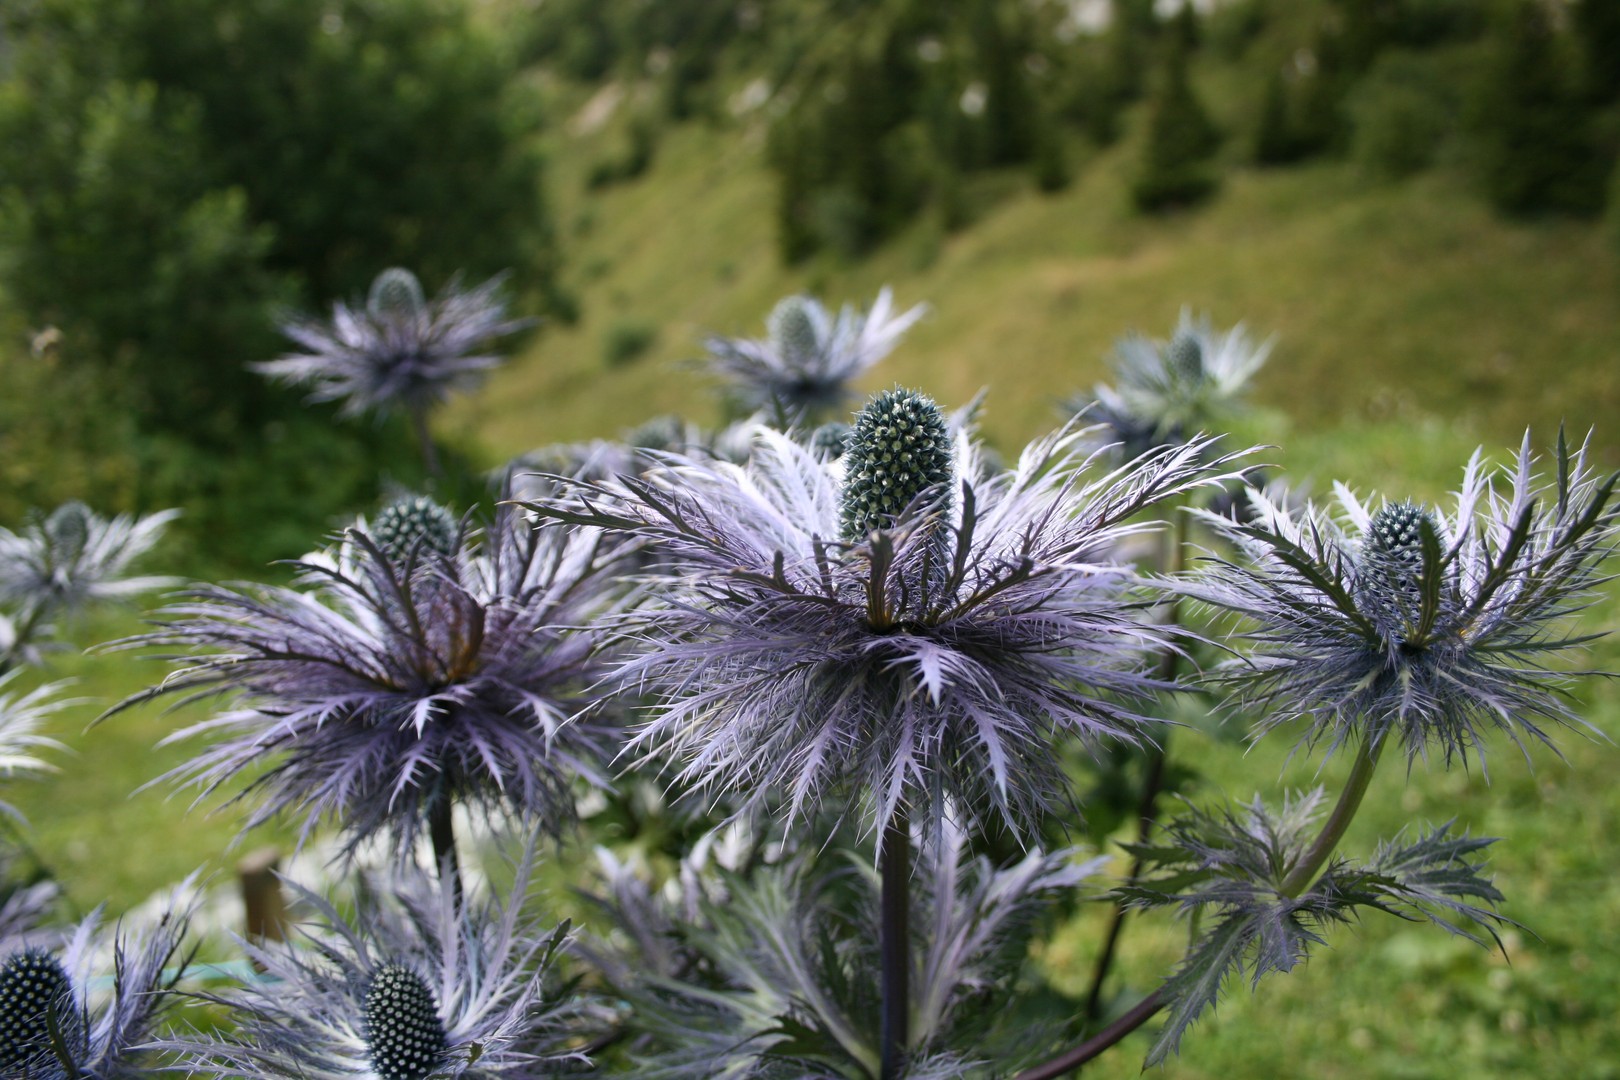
(120, 499, 632, 859)
(257, 268, 530, 420)
(0, 889, 193, 1078)
(1188, 431, 1618, 764)
(0, 671, 68, 823)
(169, 854, 588, 1079)
(530, 388, 1245, 842)
(705, 288, 926, 421)
(1071, 310, 1271, 459)
(582, 821, 1100, 1078)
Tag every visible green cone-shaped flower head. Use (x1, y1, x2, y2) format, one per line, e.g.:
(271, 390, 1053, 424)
(839, 388, 954, 540)
(811, 421, 851, 460)
(0, 949, 74, 1071)
(1365, 501, 1435, 569)
(1166, 329, 1204, 381)
(370, 496, 457, 559)
(363, 964, 448, 1080)
(368, 268, 427, 319)
(767, 295, 822, 365)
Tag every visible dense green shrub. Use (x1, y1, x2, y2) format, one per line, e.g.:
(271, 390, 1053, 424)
(0, 0, 553, 567)
(1348, 51, 1459, 178)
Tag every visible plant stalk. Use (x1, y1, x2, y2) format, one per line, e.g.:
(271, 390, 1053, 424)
(1080, 507, 1187, 1026)
(427, 794, 463, 904)
(1280, 734, 1387, 897)
(1013, 990, 1166, 1080)
(880, 807, 910, 1080)
(410, 405, 443, 480)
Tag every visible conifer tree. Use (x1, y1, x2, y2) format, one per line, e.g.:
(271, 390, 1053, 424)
(1474, 0, 1606, 216)
(1133, 37, 1223, 211)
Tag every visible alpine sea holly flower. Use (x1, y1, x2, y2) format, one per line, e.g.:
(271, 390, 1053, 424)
(1187, 430, 1619, 765)
(1068, 310, 1271, 458)
(0, 503, 179, 670)
(119, 499, 632, 862)
(705, 288, 926, 422)
(0, 888, 194, 1078)
(170, 853, 589, 1079)
(530, 390, 1244, 842)
(257, 268, 531, 473)
(259, 268, 529, 423)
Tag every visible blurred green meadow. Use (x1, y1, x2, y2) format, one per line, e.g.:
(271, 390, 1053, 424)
(4, 0, 1620, 1074)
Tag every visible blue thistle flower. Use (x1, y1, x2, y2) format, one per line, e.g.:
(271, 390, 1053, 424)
(117, 500, 632, 860)
(0, 887, 195, 1079)
(257, 268, 530, 422)
(1187, 432, 1619, 765)
(529, 404, 1244, 841)
(1069, 310, 1271, 457)
(705, 288, 926, 421)
(168, 853, 590, 1079)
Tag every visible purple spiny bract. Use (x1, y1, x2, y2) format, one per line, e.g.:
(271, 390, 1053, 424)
(119, 500, 634, 860)
(529, 407, 1245, 844)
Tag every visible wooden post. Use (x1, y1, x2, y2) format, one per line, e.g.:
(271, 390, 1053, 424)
(238, 847, 289, 959)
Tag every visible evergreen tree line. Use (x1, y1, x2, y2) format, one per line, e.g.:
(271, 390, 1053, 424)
(521, 0, 1620, 261)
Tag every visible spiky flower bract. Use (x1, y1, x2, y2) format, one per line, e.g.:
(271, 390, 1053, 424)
(0, 671, 68, 823)
(705, 288, 926, 422)
(119, 500, 632, 860)
(257, 268, 530, 420)
(1187, 431, 1619, 765)
(170, 853, 589, 1079)
(1069, 310, 1271, 458)
(530, 405, 1242, 842)
(0, 887, 194, 1079)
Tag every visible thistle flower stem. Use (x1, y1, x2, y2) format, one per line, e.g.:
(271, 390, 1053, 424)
(1013, 989, 1166, 1080)
(1279, 734, 1387, 898)
(879, 806, 910, 1080)
(427, 795, 463, 905)
(1081, 507, 1188, 1026)
(409, 405, 443, 480)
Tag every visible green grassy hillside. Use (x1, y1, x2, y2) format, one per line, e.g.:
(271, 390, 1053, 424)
(450, 84, 1620, 495)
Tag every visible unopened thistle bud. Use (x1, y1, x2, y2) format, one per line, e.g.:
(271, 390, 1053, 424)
(368, 268, 427, 320)
(839, 389, 954, 540)
(0, 950, 74, 1071)
(767, 295, 823, 365)
(45, 502, 92, 563)
(1166, 330, 1204, 381)
(1365, 501, 1435, 569)
(371, 496, 457, 559)
(363, 964, 448, 1080)
(811, 421, 851, 460)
